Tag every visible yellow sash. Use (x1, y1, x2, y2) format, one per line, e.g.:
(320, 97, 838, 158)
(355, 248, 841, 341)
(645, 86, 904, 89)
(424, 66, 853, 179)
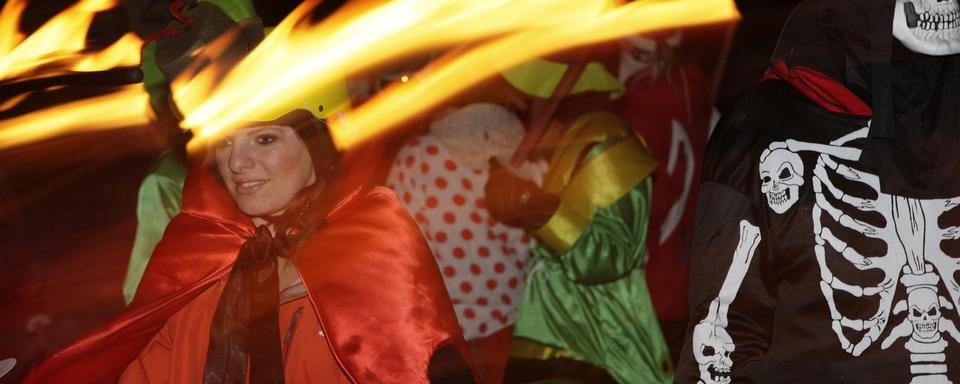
(534, 112, 656, 253)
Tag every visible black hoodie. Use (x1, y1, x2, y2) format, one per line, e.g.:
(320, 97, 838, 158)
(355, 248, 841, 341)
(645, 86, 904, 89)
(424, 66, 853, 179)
(676, 0, 960, 383)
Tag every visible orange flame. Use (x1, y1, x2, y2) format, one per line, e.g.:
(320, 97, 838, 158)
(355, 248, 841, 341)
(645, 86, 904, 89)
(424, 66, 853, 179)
(335, 0, 740, 149)
(175, 0, 739, 151)
(0, 0, 142, 80)
(0, 0, 149, 149)
(0, 85, 150, 147)
(175, 0, 615, 138)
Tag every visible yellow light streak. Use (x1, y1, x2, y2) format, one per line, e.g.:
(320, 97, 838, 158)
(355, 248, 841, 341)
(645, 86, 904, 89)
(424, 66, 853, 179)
(0, 85, 151, 148)
(176, 0, 620, 139)
(0, 0, 148, 150)
(72, 32, 144, 71)
(175, 0, 739, 152)
(334, 0, 739, 149)
(0, 0, 137, 81)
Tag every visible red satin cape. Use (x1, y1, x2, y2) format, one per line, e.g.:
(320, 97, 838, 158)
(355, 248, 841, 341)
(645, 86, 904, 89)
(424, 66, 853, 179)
(25, 162, 470, 383)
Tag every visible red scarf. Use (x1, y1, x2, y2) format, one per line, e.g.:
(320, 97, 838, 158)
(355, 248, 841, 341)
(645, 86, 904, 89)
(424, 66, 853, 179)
(763, 59, 873, 117)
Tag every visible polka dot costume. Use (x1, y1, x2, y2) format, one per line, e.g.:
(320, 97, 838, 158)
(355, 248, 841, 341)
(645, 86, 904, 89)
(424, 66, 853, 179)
(387, 134, 531, 340)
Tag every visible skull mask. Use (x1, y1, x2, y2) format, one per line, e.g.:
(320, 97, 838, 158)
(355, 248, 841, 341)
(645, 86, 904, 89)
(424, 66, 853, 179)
(894, 0, 960, 56)
(692, 322, 733, 384)
(759, 148, 804, 214)
(907, 287, 942, 340)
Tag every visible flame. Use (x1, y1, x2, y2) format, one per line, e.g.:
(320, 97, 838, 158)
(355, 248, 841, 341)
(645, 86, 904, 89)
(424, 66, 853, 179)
(175, 0, 613, 138)
(0, 85, 150, 148)
(175, 0, 738, 151)
(0, 0, 149, 149)
(335, 0, 740, 149)
(0, 0, 141, 80)
(72, 32, 144, 72)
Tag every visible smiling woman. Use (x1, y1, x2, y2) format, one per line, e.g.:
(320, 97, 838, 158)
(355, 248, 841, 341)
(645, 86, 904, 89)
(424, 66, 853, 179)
(213, 123, 316, 221)
(25, 106, 477, 384)
(22, 0, 470, 382)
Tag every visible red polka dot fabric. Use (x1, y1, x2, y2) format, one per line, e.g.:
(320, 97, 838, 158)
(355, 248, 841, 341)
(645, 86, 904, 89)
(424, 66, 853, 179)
(387, 135, 531, 340)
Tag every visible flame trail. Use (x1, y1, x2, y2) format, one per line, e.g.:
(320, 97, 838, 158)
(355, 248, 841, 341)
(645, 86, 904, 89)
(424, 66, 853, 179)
(0, 0, 141, 81)
(176, 0, 614, 138)
(0, 0, 148, 149)
(0, 85, 150, 147)
(175, 0, 739, 150)
(335, 0, 740, 149)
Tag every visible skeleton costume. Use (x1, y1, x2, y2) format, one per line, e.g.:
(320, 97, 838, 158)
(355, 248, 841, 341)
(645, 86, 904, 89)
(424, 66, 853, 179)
(676, 1, 960, 383)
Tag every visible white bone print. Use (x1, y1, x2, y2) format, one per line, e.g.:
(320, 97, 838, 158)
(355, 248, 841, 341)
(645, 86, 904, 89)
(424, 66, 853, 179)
(692, 220, 761, 384)
(762, 123, 960, 382)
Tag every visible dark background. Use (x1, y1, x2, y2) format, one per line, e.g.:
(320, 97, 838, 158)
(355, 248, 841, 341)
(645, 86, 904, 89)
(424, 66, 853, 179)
(0, 0, 802, 381)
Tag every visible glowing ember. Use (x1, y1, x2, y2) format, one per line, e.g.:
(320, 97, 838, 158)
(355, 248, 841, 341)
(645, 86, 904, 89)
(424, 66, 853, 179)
(175, 0, 739, 151)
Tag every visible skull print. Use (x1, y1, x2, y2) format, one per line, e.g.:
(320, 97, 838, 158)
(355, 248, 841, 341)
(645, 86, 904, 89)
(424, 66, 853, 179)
(693, 322, 734, 384)
(759, 148, 804, 214)
(907, 287, 941, 341)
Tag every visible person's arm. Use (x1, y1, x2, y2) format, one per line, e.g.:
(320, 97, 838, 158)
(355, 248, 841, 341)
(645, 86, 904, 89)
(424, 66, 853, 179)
(486, 135, 652, 284)
(675, 183, 773, 383)
(675, 102, 776, 383)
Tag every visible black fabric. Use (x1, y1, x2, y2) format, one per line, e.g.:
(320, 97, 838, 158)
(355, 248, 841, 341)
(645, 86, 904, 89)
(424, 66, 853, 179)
(427, 345, 477, 384)
(679, 1, 960, 383)
(203, 225, 288, 384)
(502, 357, 618, 384)
(770, 0, 960, 197)
(155, 2, 264, 85)
(676, 80, 960, 383)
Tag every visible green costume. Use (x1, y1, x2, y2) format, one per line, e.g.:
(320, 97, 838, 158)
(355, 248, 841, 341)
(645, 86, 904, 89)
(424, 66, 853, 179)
(122, 151, 187, 304)
(512, 113, 673, 384)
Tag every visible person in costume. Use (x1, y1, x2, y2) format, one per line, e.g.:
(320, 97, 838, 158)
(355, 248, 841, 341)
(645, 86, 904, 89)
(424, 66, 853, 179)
(676, 1, 960, 383)
(26, 2, 473, 380)
(387, 102, 546, 384)
(26, 100, 475, 383)
(123, 0, 350, 305)
(616, 33, 712, 326)
(484, 55, 674, 383)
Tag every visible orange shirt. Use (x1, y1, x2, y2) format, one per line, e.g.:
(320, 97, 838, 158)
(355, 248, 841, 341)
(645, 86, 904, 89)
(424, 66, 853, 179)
(119, 279, 352, 383)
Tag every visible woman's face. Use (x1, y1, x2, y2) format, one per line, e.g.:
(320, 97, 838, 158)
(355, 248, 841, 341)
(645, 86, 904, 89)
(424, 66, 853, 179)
(214, 125, 316, 221)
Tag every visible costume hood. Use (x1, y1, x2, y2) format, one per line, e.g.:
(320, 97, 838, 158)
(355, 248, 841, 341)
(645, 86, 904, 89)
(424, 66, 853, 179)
(769, 0, 960, 198)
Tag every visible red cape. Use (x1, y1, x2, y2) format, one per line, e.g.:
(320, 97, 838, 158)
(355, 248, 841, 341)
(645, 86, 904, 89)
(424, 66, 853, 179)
(25, 162, 470, 383)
